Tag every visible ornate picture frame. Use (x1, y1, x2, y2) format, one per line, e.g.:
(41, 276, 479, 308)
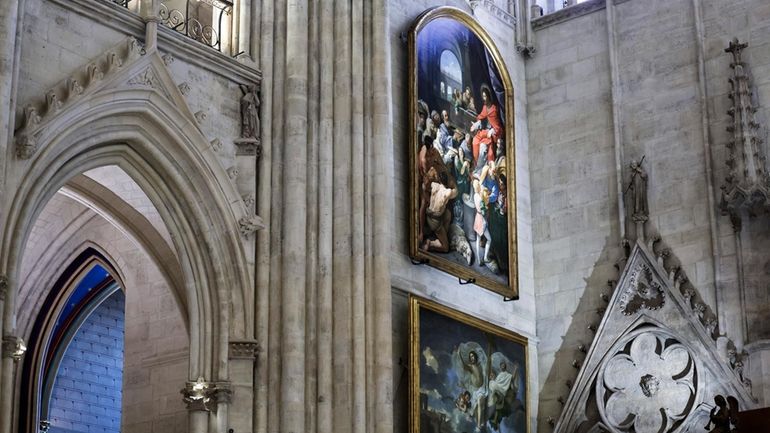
(410, 296, 529, 433)
(408, 6, 518, 298)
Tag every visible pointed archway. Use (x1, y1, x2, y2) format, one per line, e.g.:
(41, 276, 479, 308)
(0, 38, 255, 433)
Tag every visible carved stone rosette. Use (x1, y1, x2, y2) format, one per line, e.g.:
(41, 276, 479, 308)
(181, 378, 232, 412)
(597, 330, 697, 433)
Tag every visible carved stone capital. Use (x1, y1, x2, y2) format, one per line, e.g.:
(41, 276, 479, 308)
(234, 137, 262, 157)
(229, 340, 260, 360)
(239, 215, 265, 237)
(2, 335, 26, 362)
(181, 378, 232, 412)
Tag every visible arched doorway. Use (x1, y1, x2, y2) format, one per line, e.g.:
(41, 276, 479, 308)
(0, 50, 253, 433)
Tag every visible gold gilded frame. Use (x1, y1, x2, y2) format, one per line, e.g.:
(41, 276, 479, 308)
(408, 6, 518, 298)
(409, 295, 530, 433)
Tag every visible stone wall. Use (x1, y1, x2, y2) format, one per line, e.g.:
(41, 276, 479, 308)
(527, 0, 770, 426)
(387, 0, 538, 430)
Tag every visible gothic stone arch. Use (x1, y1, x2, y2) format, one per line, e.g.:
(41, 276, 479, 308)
(0, 40, 254, 418)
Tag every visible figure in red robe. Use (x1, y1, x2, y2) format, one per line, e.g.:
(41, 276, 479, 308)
(471, 84, 503, 165)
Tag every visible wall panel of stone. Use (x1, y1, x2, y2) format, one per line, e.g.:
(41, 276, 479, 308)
(529, 0, 770, 421)
(388, 1, 538, 431)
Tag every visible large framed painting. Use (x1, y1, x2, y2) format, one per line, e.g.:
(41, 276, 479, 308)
(410, 296, 529, 433)
(408, 7, 518, 298)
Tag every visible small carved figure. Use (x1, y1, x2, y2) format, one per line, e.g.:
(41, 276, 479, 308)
(629, 159, 649, 222)
(239, 84, 260, 140)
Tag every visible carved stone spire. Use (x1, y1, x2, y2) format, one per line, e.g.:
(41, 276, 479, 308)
(720, 38, 770, 222)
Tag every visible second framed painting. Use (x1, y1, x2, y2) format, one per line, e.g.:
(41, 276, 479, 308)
(410, 296, 529, 433)
(408, 7, 518, 298)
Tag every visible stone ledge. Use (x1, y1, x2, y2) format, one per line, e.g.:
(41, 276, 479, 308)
(531, 0, 635, 31)
(531, 0, 605, 30)
(47, 0, 261, 84)
(745, 339, 770, 354)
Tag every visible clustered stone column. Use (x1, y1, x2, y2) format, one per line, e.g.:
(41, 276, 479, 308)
(254, 1, 394, 432)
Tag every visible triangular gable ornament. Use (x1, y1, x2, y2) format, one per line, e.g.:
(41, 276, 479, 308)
(13, 37, 203, 160)
(553, 241, 755, 433)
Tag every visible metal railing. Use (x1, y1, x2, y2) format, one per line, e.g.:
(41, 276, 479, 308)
(100, 0, 231, 53)
(108, 0, 132, 8)
(159, 0, 232, 52)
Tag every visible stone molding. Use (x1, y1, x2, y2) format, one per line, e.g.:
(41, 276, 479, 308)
(467, 0, 517, 29)
(228, 340, 260, 360)
(0, 276, 7, 301)
(234, 138, 262, 157)
(14, 37, 144, 159)
(531, 0, 605, 30)
(47, 0, 261, 84)
(13, 37, 209, 161)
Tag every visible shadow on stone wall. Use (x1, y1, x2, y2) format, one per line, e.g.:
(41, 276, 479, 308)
(537, 238, 621, 433)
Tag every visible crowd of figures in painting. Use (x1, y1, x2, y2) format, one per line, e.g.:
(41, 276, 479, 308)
(415, 17, 510, 285)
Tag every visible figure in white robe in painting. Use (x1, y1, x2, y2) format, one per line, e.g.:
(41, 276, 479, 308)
(487, 353, 520, 431)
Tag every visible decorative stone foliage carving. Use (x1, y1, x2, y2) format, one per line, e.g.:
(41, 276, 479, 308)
(238, 215, 264, 237)
(181, 378, 231, 412)
(87, 62, 104, 84)
(14, 36, 149, 160)
(227, 166, 239, 180)
(128, 67, 162, 90)
(1, 335, 26, 362)
(66, 78, 84, 99)
(228, 340, 259, 360)
(178, 82, 191, 96)
(597, 331, 696, 433)
(45, 90, 62, 114)
(618, 263, 664, 315)
(194, 110, 207, 123)
(210, 138, 223, 152)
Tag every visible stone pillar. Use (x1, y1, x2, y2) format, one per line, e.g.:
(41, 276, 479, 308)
(228, 341, 258, 433)
(0, 335, 25, 433)
(254, 0, 394, 432)
(0, 0, 18, 200)
(142, 0, 160, 51)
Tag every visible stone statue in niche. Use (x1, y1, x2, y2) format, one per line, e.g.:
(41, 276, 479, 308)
(239, 84, 260, 141)
(235, 84, 262, 157)
(629, 159, 648, 223)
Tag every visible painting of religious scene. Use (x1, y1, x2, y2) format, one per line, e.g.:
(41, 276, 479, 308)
(410, 297, 528, 433)
(409, 7, 517, 298)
